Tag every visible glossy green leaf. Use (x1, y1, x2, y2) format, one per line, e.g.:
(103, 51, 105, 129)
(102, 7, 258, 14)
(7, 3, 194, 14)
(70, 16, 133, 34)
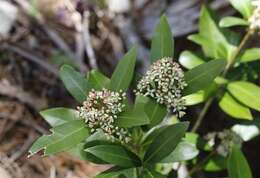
(219, 16, 249, 27)
(219, 93, 253, 120)
(240, 48, 260, 63)
(228, 81, 260, 111)
(85, 144, 141, 167)
(144, 122, 189, 163)
(40, 107, 78, 127)
(116, 102, 150, 128)
(87, 69, 110, 90)
(151, 15, 174, 63)
(189, 6, 235, 59)
(227, 146, 252, 178)
(183, 91, 205, 106)
(179, 50, 204, 69)
(229, 0, 253, 19)
(95, 167, 137, 178)
(59, 65, 90, 102)
(110, 46, 137, 91)
(160, 141, 199, 163)
(144, 98, 167, 126)
(84, 140, 114, 164)
(184, 59, 227, 95)
(29, 120, 89, 156)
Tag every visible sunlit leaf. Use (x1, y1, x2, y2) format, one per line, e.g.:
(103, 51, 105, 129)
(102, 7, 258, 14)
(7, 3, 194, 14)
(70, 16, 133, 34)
(228, 81, 260, 111)
(219, 92, 253, 120)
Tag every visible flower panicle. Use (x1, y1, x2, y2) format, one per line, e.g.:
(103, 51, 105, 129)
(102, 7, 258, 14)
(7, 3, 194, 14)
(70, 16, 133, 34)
(135, 57, 187, 118)
(77, 88, 131, 143)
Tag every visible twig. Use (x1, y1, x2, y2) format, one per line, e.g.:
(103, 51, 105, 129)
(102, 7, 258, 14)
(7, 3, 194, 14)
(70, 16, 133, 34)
(191, 29, 254, 133)
(191, 97, 213, 132)
(2, 43, 59, 77)
(83, 11, 98, 69)
(185, 150, 216, 178)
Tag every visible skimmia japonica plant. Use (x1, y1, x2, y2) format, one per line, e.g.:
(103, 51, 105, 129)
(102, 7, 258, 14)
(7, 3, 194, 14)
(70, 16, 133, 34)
(29, 0, 260, 177)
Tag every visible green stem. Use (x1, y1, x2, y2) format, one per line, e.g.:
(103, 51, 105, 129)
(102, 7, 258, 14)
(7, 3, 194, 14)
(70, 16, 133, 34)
(191, 29, 254, 133)
(185, 150, 216, 178)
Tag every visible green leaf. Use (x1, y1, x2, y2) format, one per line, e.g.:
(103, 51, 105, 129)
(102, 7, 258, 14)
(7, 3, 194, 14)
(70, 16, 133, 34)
(219, 92, 253, 120)
(204, 155, 227, 171)
(85, 144, 141, 168)
(29, 120, 89, 156)
(219, 16, 249, 27)
(144, 122, 189, 163)
(116, 102, 150, 127)
(240, 48, 260, 63)
(144, 98, 167, 126)
(40, 107, 78, 127)
(227, 146, 252, 178)
(59, 65, 90, 102)
(184, 59, 227, 95)
(183, 91, 205, 106)
(179, 50, 204, 69)
(110, 46, 137, 91)
(160, 141, 199, 163)
(189, 6, 235, 59)
(229, 0, 253, 19)
(151, 15, 174, 63)
(95, 167, 137, 178)
(87, 69, 110, 90)
(142, 169, 166, 178)
(228, 81, 260, 111)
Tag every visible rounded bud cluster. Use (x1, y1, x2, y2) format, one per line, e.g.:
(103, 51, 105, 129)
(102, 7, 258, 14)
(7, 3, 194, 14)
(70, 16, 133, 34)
(77, 88, 130, 143)
(249, 0, 260, 30)
(136, 57, 187, 117)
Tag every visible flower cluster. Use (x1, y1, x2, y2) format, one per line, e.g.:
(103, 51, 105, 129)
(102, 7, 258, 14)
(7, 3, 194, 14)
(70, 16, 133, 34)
(249, 0, 260, 30)
(135, 57, 187, 117)
(77, 89, 131, 143)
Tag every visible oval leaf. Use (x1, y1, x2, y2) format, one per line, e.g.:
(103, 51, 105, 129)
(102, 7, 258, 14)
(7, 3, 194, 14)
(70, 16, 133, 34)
(184, 59, 227, 95)
(179, 50, 204, 69)
(110, 46, 137, 92)
(151, 15, 174, 63)
(227, 81, 260, 111)
(59, 65, 90, 102)
(219, 92, 252, 120)
(144, 122, 189, 163)
(240, 48, 260, 63)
